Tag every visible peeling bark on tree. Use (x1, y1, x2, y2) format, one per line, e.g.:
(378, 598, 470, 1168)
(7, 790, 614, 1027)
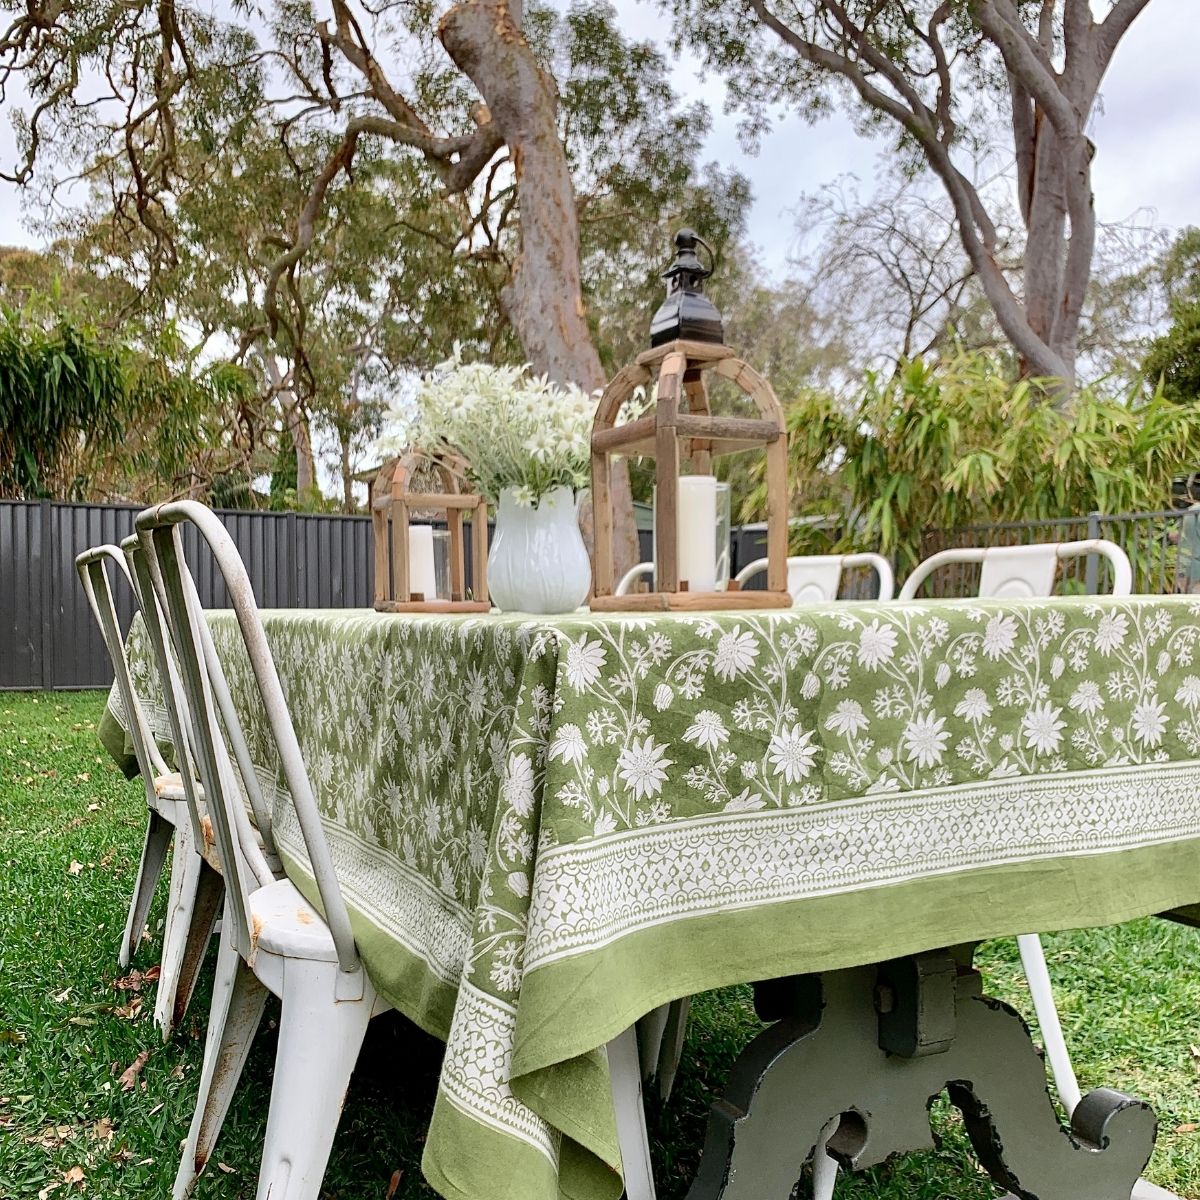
(439, 0, 638, 571)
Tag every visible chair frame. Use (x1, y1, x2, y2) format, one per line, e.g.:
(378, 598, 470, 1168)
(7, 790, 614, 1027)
(76, 544, 215, 1037)
(135, 501, 385, 1200)
(736, 551, 895, 603)
(898, 539, 1132, 601)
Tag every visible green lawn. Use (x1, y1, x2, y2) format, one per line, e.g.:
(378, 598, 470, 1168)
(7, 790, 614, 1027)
(1, 691, 1198, 1200)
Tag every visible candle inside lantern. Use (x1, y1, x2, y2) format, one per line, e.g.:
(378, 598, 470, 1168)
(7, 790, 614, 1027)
(408, 524, 438, 600)
(677, 475, 718, 592)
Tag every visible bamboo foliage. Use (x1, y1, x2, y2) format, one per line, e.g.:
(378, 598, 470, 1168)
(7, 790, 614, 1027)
(772, 351, 1200, 575)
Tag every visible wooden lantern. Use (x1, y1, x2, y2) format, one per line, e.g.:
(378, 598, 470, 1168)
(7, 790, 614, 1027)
(589, 338, 791, 611)
(372, 452, 490, 613)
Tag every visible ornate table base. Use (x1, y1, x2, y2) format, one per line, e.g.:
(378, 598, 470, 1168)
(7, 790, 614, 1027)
(687, 949, 1157, 1200)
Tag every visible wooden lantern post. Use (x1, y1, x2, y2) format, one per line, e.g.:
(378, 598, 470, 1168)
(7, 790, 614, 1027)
(372, 452, 490, 613)
(590, 230, 791, 612)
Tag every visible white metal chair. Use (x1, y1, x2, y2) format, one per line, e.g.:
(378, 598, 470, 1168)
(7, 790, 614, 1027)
(735, 552, 895, 603)
(898, 539, 1132, 602)
(136, 501, 389, 1200)
(898, 537, 1134, 1125)
(619, 553, 895, 604)
(76, 544, 215, 1038)
(616, 561, 655, 596)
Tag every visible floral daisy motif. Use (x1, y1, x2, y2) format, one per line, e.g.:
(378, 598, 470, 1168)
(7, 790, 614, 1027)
(954, 689, 992, 722)
(617, 736, 673, 801)
(503, 752, 536, 816)
(857, 619, 898, 669)
(565, 636, 606, 691)
(825, 699, 870, 738)
(713, 627, 760, 681)
(683, 711, 729, 751)
(768, 725, 819, 783)
(1022, 701, 1066, 755)
(1131, 698, 1168, 747)
(982, 613, 1018, 660)
(1175, 676, 1200, 710)
(902, 711, 949, 769)
(1069, 681, 1104, 714)
(548, 723, 587, 767)
(1094, 610, 1129, 655)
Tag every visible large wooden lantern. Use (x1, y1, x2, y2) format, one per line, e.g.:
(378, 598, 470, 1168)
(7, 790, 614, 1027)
(372, 452, 490, 613)
(590, 230, 791, 612)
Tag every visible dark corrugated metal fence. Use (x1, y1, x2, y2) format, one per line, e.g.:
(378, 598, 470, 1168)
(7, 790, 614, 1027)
(0, 501, 374, 690)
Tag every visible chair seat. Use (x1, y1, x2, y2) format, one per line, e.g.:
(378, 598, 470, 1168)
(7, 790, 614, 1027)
(249, 877, 338, 962)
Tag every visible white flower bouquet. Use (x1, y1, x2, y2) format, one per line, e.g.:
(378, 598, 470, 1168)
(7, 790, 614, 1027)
(375, 350, 598, 507)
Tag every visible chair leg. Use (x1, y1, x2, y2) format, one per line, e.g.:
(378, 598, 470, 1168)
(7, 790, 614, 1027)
(1016, 933, 1082, 1114)
(811, 1116, 840, 1200)
(120, 809, 173, 969)
(254, 960, 375, 1200)
(608, 1025, 656, 1200)
(173, 924, 269, 1200)
(154, 840, 222, 1041)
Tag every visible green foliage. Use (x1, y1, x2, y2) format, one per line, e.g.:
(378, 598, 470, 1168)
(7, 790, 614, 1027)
(0, 308, 129, 498)
(1143, 300, 1200, 405)
(0, 303, 253, 501)
(774, 351, 1200, 575)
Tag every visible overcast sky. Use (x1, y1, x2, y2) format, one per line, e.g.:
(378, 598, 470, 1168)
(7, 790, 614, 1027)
(0, 0, 1195, 271)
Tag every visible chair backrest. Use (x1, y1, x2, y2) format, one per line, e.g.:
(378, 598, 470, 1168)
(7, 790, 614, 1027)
(76, 545, 171, 791)
(615, 562, 655, 596)
(898, 539, 1133, 601)
(135, 501, 361, 980)
(734, 553, 896, 604)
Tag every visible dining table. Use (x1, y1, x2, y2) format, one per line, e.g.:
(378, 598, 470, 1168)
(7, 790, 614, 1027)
(98, 594, 1200, 1200)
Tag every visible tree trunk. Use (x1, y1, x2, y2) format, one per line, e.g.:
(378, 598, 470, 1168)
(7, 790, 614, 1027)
(266, 358, 317, 496)
(340, 428, 355, 513)
(439, 0, 639, 575)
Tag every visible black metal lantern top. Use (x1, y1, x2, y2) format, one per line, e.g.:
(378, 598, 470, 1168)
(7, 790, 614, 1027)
(649, 228, 725, 347)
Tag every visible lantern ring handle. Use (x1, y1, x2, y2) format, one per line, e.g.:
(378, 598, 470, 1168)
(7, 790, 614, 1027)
(693, 232, 717, 279)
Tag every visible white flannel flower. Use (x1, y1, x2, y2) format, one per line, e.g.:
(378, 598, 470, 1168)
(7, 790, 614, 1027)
(713, 627, 760, 681)
(1069, 681, 1104, 715)
(1094, 611, 1129, 655)
(825, 699, 870, 738)
(683, 710, 729, 751)
(954, 689, 992, 722)
(1175, 676, 1200, 710)
(857, 619, 898, 669)
(768, 725, 819, 783)
(902, 711, 949, 769)
(503, 753, 536, 816)
(1131, 698, 1168, 747)
(548, 724, 587, 768)
(1022, 701, 1066, 756)
(982, 614, 1018, 660)
(565, 637, 606, 691)
(617, 736, 673, 801)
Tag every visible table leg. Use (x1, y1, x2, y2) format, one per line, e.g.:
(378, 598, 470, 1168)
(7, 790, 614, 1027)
(687, 949, 1156, 1200)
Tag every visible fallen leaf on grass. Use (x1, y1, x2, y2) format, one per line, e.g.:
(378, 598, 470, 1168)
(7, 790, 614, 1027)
(118, 1050, 150, 1091)
(87, 803, 101, 812)
(91, 1117, 114, 1142)
(1174, 1122, 1199, 1134)
(386, 1169, 403, 1198)
(62, 1166, 85, 1188)
(67, 861, 84, 876)
(217, 1163, 235, 1174)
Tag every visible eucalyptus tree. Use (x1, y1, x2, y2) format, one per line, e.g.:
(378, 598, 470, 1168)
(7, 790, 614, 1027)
(1, 0, 742, 542)
(675, 0, 1157, 393)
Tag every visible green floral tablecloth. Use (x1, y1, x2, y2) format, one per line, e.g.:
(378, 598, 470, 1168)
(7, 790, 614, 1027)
(100, 597, 1200, 1200)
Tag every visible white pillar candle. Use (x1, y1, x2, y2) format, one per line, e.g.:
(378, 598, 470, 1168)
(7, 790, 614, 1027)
(677, 475, 718, 592)
(408, 524, 438, 600)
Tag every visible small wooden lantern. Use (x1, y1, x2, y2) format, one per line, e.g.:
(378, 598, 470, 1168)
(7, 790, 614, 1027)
(372, 452, 490, 612)
(590, 232, 791, 612)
